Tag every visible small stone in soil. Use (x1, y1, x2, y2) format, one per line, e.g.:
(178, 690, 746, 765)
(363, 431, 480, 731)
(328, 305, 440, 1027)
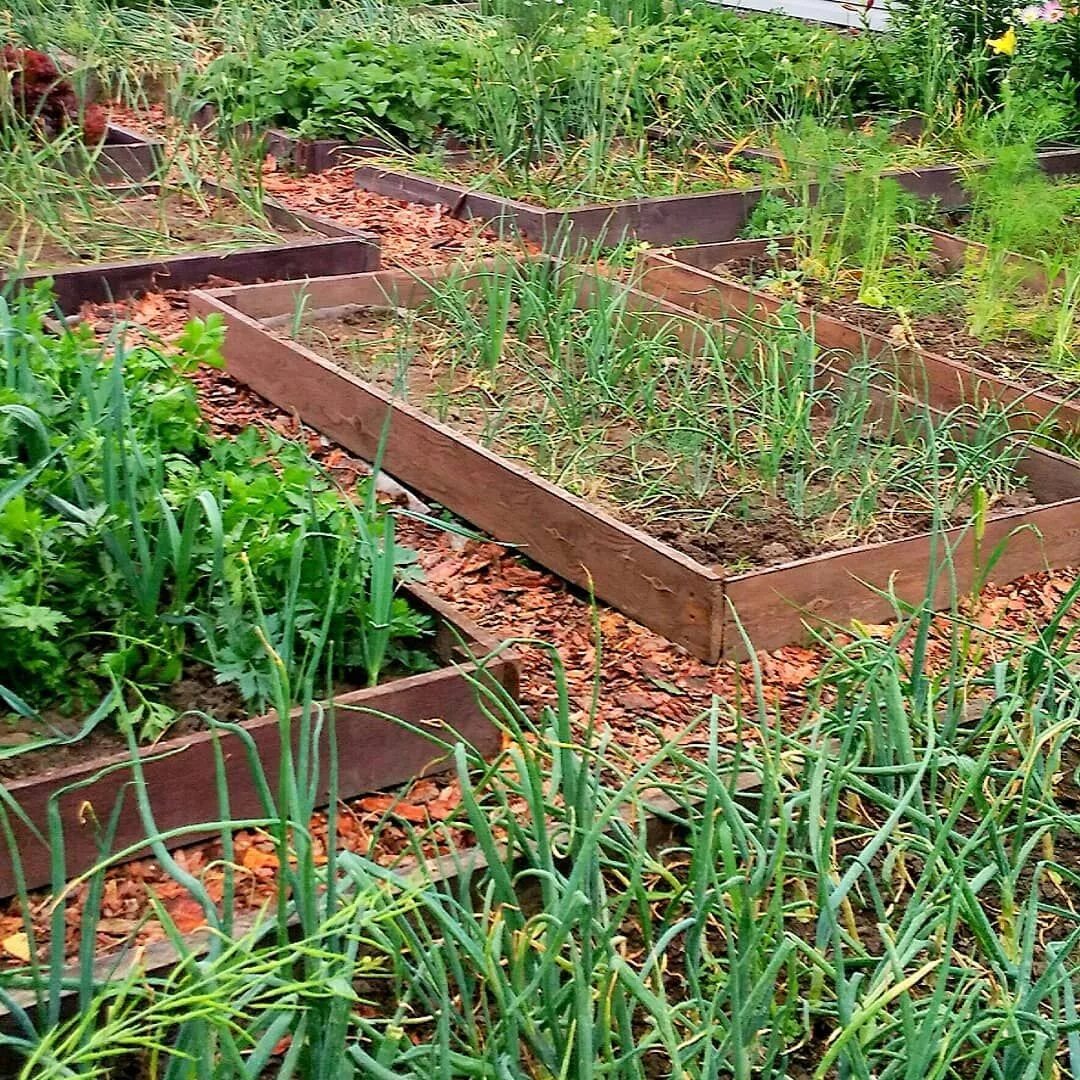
(760, 542, 793, 563)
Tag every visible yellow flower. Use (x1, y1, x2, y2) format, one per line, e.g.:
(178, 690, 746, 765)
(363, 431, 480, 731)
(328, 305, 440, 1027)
(988, 26, 1017, 55)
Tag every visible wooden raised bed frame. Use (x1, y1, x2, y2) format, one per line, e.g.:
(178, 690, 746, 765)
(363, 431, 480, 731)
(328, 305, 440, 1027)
(351, 146, 1080, 249)
(191, 259, 1080, 663)
(635, 234, 1080, 431)
(744, 143, 1080, 209)
(0, 582, 517, 898)
(2, 181, 380, 315)
(93, 122, 164, 182)
(61, 122, 166, 184)
(352, 158, 767, 250)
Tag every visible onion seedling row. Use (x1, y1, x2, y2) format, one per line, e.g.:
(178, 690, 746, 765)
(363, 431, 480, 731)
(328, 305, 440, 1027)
(192, 256, 1080, 660)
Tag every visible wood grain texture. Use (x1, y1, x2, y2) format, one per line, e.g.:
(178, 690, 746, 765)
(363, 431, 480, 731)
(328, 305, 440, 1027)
(722, 499, 1080, 655)
(0, 584, 516, 897)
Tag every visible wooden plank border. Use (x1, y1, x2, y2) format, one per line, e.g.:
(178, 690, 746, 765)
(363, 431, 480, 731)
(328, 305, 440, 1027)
(0, 582, 518, 898)
(2, 181, 380, 314)
(350, 146, 1080, 248)
(191, 260, 1080, 661)
(58, 122, 166, 185)
(728, 139, 1080, 208)
(351, 163, 767, 249)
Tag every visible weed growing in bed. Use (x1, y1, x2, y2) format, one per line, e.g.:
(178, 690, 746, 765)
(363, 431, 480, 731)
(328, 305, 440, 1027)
(0, 286, 431, 740)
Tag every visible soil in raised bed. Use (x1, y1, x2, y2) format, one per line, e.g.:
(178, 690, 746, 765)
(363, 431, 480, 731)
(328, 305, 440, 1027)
(279, 297, 1037, 572)
(374, 140, 768, 209)
(0, 188, 311, 271)
(0, 663, 248, 781)
(710, 247, 1080, 403)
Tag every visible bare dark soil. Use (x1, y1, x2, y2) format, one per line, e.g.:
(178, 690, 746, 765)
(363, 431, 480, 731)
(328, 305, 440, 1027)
(0, 664, 249, 782)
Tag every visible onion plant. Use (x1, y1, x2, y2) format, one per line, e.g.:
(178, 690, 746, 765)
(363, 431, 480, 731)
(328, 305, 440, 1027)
(0, 287, 431, 740)
(0, 116, 295, 273)
(1, 535, 1078, 1077)
(290, 255, 1043, 563)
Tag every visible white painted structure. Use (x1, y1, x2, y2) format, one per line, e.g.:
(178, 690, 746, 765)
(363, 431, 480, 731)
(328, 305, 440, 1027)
(717, 0, 889, 30)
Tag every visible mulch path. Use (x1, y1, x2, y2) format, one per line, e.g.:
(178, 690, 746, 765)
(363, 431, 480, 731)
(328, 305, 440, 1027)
(3, 118, 1078, 974)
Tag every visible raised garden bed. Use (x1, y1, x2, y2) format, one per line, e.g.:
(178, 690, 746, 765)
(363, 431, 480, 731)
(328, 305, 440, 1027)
(352, 137, 1080, 247)
(2, 180, 379, 313)
(0, 775, 713, 1076)
(635, 233, 1080, 431)
(352, 143, 771, 249)
(737, 118, 1080, 208)
(191, 259, 1080, 662)
(0, 581, 517, 897)
(0, 289, 517, 897)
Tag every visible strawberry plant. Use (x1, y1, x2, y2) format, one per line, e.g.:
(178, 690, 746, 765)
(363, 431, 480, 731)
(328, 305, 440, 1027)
(195, 37, 477, 147)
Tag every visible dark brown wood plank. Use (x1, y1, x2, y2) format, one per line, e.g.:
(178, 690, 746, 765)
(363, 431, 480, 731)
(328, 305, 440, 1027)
(352, 163, 766, 249)
(722, 499, 1080, 655)
(0, 583, 515, 896)
(4, 237, 381, 315)
(637, 250, 1080, 430)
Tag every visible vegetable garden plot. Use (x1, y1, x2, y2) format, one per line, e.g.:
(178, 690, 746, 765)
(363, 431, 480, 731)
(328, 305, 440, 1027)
(0, 774, 720, 1071)
(352, 143, 772, 250)
(635, 232, 1080, 431)
(192, 257, 1080, 662)
(0, 290, 516, 895)
(351, 138, 1080, 248)
(1, 180, 379, 313)
(1, 581, 514, 897)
